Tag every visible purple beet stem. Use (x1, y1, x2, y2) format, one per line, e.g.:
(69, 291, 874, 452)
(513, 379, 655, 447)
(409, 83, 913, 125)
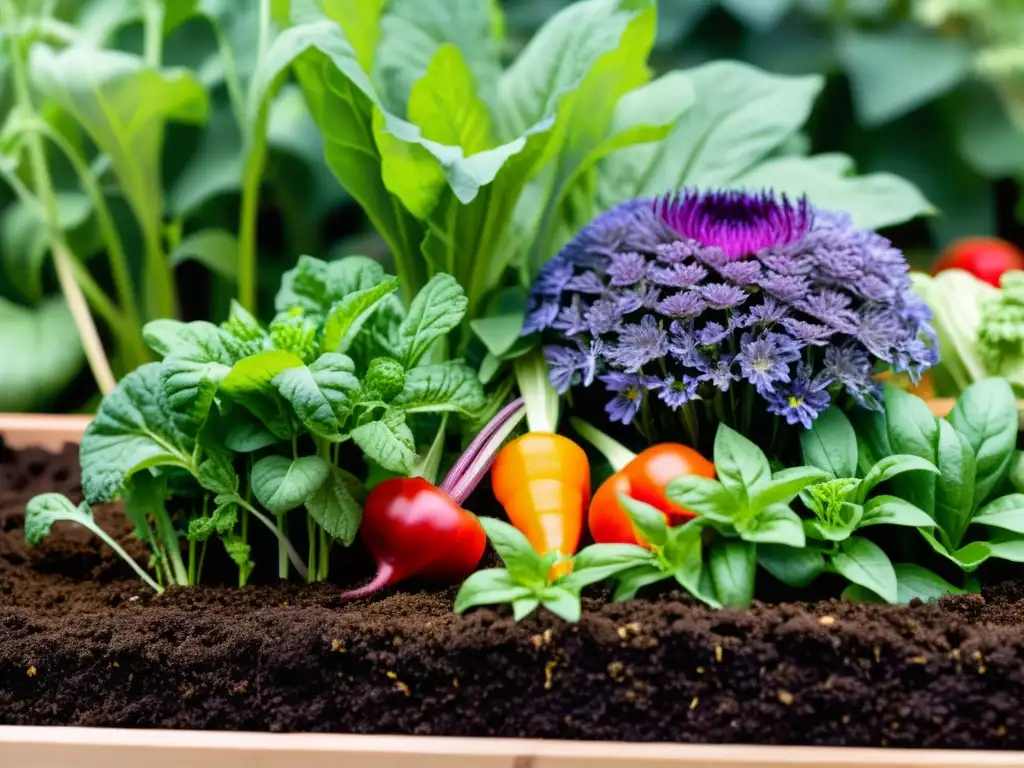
(438, 397, 525, 502)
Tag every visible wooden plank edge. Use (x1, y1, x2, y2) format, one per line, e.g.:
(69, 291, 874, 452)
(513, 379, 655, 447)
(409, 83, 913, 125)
(2, 727, 1024, 767)
(0, 413, 90, 451)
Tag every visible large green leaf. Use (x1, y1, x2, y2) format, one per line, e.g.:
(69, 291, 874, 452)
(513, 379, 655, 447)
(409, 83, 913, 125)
(251, 454, 330, 515)
(373, 0, 502, 116)
(0, 297, 84, 412)
(29, 44, 208, 240)
(272, 353, 361, 439)
(80, 363, 196, 504)
(305, 464, 364, 544)
(392, 361, 486, 416)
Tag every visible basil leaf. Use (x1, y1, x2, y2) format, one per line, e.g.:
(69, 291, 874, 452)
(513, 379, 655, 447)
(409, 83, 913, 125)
(219, 349, 306, 439)
(305, 466, 365, 545)
(196, 452, 240, 496)
(320, 278, 400, 354)
(611, 565, 670, 602)
(454, 569, 535, 614)
(618, 494, 668, 548)
(882, 386, 938, 514)
(396, 273, 468, 367)
(800, 406, 857, 477)
(948, 377, 1018, 508)
(971, 493, 1024, 535)
(391, 360, 487, 416)
(758, 544, 826, 588)
(666, 475, 736, 522)
(737, 504, 805, 547)
(986, 535, 1024, 563)
(849, 408, 892, 477)
(512, 598, 542, 621)
(250, 455, 330, 515)
(856, 454, 939, 503)
(273, 354, 361, 439)
(708, 538, 757, 609)
(932, 419, 977, 549)
(754, 466, 830, 508)
(479, 517, 546, 582)
(80, 363, 196, 504)
(893, 563, 968, 604)
(562, 544, 655, 590)
(830, 536, 898, 604)
(541, 587, 582, 623)
(668, 527, 721, 609)
(350, 407, 418, 474)
(713, 425, 771, 508)
(860, 495, 936, 529)
(918, 528, 992, 571)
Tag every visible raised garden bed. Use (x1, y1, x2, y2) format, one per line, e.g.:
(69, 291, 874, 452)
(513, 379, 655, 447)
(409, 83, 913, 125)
(4, 418, 1024, 755)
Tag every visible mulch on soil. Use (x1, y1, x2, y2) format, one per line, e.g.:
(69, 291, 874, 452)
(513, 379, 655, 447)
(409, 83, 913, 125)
(3, 438, 1024, 747)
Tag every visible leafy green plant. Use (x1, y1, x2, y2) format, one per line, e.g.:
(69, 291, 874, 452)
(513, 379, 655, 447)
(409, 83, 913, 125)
(23, 254, 485, 590)
(856, 379, 1024, 575)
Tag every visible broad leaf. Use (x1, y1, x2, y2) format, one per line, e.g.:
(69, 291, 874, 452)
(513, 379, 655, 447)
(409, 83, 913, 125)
(391, 361, 486, 416)
(23, 493, 93, 545)
(860, 496, 937, 529)
(883, 387, 938, 514)
(320, 278, 399, 354)
(857, 453, 940, 503)
(665, 475, 736, 522)
(563, 543, 654, 590)
(272, 353, 361, 439)
(305, 465, 364, 545)
(479, 517, 546, 582)
(618, 494, 668, 549)
(713, 425, 771, 510)
(831, 536, 898, 604)
(893, 563, 968, 604)
(541, 587, 583, 623)
(754, 466, 830, 508)
(0, 297, 84, 412)
(396, 273, 468, 367)
(708, 537, 757, 609)
(757, 544, 825, 588)
(932, 419, 977, 549)
(80, 363, 196, 504)
(454, 568, 535, 614)
(948, 378, 1018, 509)
(350, 407, 417, 474)
(250, 454, 330, 515)
(219, 349, 305, 438)
(971, 494, 1024, 535)
(800, 406, 857, 478)
(169, 228, 238, 280)
(737, 504, 805, 547)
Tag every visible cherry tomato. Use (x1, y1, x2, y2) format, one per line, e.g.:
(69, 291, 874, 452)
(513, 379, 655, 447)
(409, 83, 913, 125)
(932, 237, 1024, 288)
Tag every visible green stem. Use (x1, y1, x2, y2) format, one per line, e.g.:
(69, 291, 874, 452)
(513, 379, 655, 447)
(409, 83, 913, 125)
(152, 507, 188, 586)
(513, 348, 559, 433)
(143, 227, 178, 320)
(306, 515, 317, 584)
(142, 0, 163, 67)
(277, 514, 289, 580)
(234, 497, 306, 579)
(188, 538, 196, 585)
(569, 417, 636, 472)
(198, 539, 209, 585)
(89, 523, 163, 594)
(319, 528, 330, 581)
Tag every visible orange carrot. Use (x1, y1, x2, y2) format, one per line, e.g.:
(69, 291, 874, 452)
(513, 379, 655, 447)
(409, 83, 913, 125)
(491, 432, 590, 577)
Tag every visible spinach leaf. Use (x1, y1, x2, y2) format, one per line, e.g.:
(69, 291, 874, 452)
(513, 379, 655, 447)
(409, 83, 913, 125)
(932, 418, 977, 549)
(947, 378, 1018, 508)
(713, 424, 771, 510)
(830, 536, 898, 604)
(350, 407, 418, 474)
(250, 455, 330, 515)
(882, 386, 939, 514)
(757, 544, 826, 588)
(396, 274, 469, 367)
(392, 361, 486, 416)
(272, 353, 361, 439)
(800, 406, 858, 478)
(708, 538, 757, 609)
(305, 465, 365, 545)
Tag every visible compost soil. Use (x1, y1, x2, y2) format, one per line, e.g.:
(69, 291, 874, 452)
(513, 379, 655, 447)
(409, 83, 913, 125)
(4, 442, 1024, 748)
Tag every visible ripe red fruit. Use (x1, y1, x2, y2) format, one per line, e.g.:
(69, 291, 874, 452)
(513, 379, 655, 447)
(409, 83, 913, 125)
(932, 237, 1024, 288)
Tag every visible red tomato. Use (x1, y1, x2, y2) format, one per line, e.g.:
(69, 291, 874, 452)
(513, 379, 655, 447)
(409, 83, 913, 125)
(932, 237, 1024, 288)
(588, 444, 716, 547)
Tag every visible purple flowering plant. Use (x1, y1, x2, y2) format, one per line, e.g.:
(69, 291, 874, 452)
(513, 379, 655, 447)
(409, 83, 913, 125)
(524, 188, 938, 454)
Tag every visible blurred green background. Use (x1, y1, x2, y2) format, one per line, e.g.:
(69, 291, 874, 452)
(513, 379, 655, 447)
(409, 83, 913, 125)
(0, 0, 1021, 414)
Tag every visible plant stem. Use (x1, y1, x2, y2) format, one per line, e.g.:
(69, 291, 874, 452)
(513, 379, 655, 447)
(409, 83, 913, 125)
(198, 540, 209, 584)
(2, 6, 117, 394)
(188, 539, 196, 585)
(513, 348, 559, 434)
(142, 0, 163, 67)
(89, 523, 163, 594)
(277, 514, 289, 579)
(569, 417, 637, 472)
(152, 507, 188, 586)
(235, 498, 307, 579)
(306, 515, 317, 584)
(319, 528, 330, 581)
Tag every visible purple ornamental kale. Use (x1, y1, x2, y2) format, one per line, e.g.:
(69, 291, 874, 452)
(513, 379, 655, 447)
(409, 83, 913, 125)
(525, 187, 936, 437)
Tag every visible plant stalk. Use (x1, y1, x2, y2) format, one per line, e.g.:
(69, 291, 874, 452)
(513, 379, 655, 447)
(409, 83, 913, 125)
(152, 507, 188, 586)
(90, 524, 163, 594)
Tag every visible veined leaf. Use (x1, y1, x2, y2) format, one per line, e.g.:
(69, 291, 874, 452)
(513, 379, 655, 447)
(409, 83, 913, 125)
(219, 349, 305, 438)
(80, 363, 196, 504)
(396, 274, 468, 367)
(251, 454, 330, 515)
(351, 407, 418, 474)
(392, 361, 486, 416)
(320, 277, 399, 354)
(272, 353, 361, 439)
(305, 465, 364, 545)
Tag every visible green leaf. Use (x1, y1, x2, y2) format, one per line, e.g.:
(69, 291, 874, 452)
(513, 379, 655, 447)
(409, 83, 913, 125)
(860, 496, 937, 529)
(29, 45, 208, 258)
(971, 494, 1024, 535)
(196, 452, 239, 495)
(373, 0, 502, 118)
(757, 544, 825, 588)
(800, 406, 857, 478)
(562, 543, 655, 590)
(918, 528, 992, 571)
(882, 387, 938, 514)
(932, 420, 977, 549)
(305, 465, 364, 545)
(803, 502, 863, 543)
(617, 494, 668, 549)
(479, 517, 547, 582)
(275, 254, 385, 316)
(396, 274, 468, 367)
(831, 536, 898, 604)
(836, 28, 971, 127)
(250, 455, 330, 515)
(754, 466, 830, 508)
(512, 598, 541, 621)
(713, 425, 771, 510)
(272, 353, 361, 439)
(168, 228, 238, 280)
(611, 564, 671, 601)
(849, 408, 892, 477)
(985, 536, 1024, 564)
(665, 475, 736, 523)
(454, 568, 535, 614)
(948, 378, 1018, 509)
(601, 60, 821, 201)
(219, 349, 306, 438)
(350, 407, 418, 474)
(0, 297, 84, 412)
(391, 361, 486, 416)
(24, 493, 93, 545)
(893, 563, 967, 604)
(121, 470, 164, 546)
(731, 153, 934, 232)
(222, 413, 278, 453)
(470, 287, 529, 358)
(80, 363, 196, 504)
(857, 454, 940, 504)
(541, 587, 583, 623)
(320, 278, 400, 355)
(708, 537, 757, 609)
(720, 0, 791, 29)
(737, 504, 805, 547)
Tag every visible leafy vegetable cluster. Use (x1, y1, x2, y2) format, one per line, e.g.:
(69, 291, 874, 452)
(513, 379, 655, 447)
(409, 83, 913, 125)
(25, 254, 485, 590)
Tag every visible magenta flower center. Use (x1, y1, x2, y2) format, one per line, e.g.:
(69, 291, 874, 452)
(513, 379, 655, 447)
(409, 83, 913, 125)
(655, 189, 812, 260)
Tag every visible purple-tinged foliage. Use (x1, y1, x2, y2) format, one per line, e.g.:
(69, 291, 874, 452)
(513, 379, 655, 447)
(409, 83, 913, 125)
(524, 187, 936, 441)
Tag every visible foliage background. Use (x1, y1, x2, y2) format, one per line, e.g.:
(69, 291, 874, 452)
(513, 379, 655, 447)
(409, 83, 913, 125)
(0, 0, 1021, 415)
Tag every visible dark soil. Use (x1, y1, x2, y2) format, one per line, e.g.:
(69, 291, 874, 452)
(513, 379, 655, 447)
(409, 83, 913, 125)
(5, 442, 1024, 747)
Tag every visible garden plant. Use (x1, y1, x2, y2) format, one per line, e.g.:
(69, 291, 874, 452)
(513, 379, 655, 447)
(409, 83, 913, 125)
(3, 0, 1024, 754)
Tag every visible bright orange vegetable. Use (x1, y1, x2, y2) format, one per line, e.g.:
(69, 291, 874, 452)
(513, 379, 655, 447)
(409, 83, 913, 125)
(491, 432, 590, 576)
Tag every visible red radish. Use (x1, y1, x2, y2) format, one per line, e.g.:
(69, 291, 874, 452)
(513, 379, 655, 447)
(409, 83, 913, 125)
(342, 399, 526, 600)
(932, 237, 1024, 287)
